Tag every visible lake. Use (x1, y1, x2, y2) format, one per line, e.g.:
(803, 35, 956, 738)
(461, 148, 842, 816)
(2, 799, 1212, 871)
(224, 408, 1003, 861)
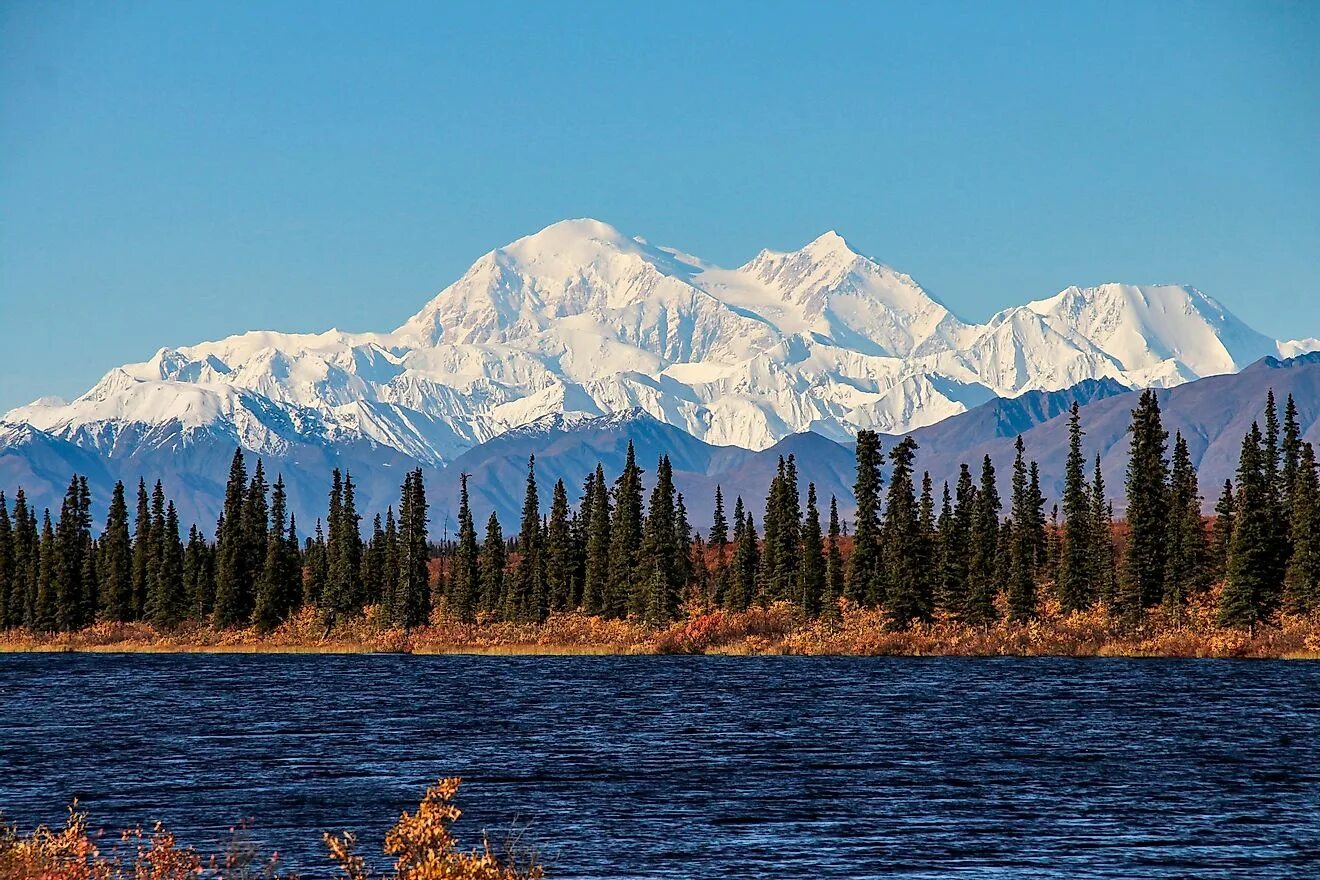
(1, 654, 1317, 878)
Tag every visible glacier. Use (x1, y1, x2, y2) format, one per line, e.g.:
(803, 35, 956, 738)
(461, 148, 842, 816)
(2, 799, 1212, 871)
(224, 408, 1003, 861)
(5, 218, 1315, 468)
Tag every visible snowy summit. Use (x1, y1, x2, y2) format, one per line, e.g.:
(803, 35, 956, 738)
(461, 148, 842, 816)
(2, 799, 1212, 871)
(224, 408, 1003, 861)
(5, 219, 1314, 467)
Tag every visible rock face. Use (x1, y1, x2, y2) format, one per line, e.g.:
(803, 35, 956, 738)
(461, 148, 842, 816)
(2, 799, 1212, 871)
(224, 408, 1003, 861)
(2, 218, 1316, 529)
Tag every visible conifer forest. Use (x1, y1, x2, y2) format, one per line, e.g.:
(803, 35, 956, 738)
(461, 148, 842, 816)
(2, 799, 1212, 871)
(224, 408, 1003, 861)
(2, 388, 1317, 652)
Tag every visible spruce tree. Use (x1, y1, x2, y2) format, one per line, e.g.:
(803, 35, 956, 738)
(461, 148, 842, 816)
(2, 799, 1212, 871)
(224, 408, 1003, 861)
(884, 437, 928, 627)
(1165, 432, 1208, 613)
(13, 492, 37, 629)
(1221, 424, 1272, 628)
(1057, 403, 1092, 612)
(727, 498, 756, 612)
(479, 511, 506, 614)
(183, 524, 213, 622)
(1119, 389, 1169, 619)
(965, 456, 1000, 625)
(98, 481, 134, 622)
(582, 465, 611, 615)
(917, 471, 938, 617)
(34, 511, 57, 633)
(1211, 479, 1236, 585)
(396, 469, 431, 628)
(638, 455, 679, 623)
(253, 474, 294, 633)
(300, 521, 322, 608)
(508, 456, 544, 622)
(798, 483, 825, 617)
(1282, 394, 1302, 522)
(243, 459, 269, 601)
(1260, 389, 1288, 601)
(144, 480, 166, 625)
(131, 479, 151, 619)
(709, 485, 730, 607)
(0, 493, 12, 630)
(213, 449, 251, 627)
(447, 474, 480, 622)
(606, 443, 643, 619)
(845, 430, 884, 605)
(149, 501, 185, 628)
(674, 492, 693, 602)
(1007, 437, 1039, 622)
(54, 476, 88, 631)
(544, 478, 574, 612)
(1092, 456, 1117, 607)
(940, 465, 975, 618)
(736, 510, 759, 613)
(1283, 441, 1320, 616)
(824, 496, 843, 614)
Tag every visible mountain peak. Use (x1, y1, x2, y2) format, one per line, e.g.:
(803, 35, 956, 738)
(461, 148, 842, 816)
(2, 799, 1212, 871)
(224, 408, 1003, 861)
(800, 229, 860, 260)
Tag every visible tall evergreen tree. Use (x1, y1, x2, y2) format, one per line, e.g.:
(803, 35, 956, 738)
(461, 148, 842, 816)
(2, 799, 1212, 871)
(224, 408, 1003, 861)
(638, 455, 680, 622)
(34, 511, 57, 633)
(544, 478, 575, 612)
(1211, 479, 1236, 585)
(824, 496, 844, 614)
(447, 474, 480, 622)
(1007, 437, 1039, 622)
(242, 459, 269, 602)
(727, 498, 756, 612)
(1260, 389, 1289, 598)
(254, 475, 297, 633)
(1221, 424, 1273, 628)
(1165, 432, 1208, 612)
(395, 469, 431, 628)
(1282, 394, 1302, 522)
(131, 479, 151, 620)
(582, 465, 612, 615)
(479, 511, 506, 614)
(304, 519, 328, 609)
(1119, 389, 1169, 619)
(845, 430, 884, 605)
(709, 485, 730, 607)
(674, 492, 693, 602)
(97, 481, 134, 623)
(1057, 402, 1092, 612)
(884, 437, 929, 627)
(940, 465, 976, 618)
(798, 483, 825, 617)
(0, 493, 12, 630)
(1283, 442, 1320, 616)
(507, 456, 544, 622)
(54, 476, 90, 631)
(1091, 455, 1117, 607)
(13, 492, 37, 628)
(966, 456, 1001, 625)
(183, 524, 213, 623)
(149, 501, 185, 628)
(213, 449, 252, 627)
(606, 443, 644, 619)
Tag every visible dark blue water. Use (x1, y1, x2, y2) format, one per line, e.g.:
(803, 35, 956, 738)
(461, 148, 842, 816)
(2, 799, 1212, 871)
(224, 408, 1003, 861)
(1, 654, 1317, 879)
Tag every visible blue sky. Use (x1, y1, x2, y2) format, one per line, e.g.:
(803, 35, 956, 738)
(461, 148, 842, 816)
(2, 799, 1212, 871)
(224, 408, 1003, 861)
(1, 1, 1317, 412)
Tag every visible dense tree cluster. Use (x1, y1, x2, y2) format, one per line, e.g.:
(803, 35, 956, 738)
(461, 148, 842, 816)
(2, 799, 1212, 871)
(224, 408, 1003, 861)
(1, 389, 1316, 634)
(0, 449, 431, 634)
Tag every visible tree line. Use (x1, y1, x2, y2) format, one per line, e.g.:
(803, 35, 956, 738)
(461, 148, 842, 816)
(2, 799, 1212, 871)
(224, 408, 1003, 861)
(0, 389, 1315, 634)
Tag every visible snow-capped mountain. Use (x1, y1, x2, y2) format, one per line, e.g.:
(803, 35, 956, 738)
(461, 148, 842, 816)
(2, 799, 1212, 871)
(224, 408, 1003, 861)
(5, 218, 1315, 471)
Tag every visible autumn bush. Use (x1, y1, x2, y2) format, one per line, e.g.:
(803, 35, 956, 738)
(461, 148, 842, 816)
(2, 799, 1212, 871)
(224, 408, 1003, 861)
(0, 779, 540, 880)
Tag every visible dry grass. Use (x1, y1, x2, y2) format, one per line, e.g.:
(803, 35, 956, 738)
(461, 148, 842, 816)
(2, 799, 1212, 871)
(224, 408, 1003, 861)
(3, 593, 1317, 659)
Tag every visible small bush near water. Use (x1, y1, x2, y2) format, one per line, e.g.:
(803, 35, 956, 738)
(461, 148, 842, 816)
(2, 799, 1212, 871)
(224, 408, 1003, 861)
(0, 778, 541, 880)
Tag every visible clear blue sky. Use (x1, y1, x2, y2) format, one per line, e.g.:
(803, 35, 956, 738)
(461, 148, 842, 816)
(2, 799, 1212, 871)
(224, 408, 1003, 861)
(2, 1, 1317, 412)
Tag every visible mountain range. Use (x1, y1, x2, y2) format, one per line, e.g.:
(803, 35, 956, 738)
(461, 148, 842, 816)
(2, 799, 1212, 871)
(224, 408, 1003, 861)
(2, 218, 1317, 531)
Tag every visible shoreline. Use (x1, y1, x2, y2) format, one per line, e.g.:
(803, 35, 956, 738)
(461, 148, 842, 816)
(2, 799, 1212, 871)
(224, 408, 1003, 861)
(4, 601, 1318, 660)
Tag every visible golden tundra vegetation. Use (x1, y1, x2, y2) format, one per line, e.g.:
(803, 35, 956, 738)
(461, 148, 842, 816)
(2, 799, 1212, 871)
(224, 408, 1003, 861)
(0, 777, 541, 880)
(3, 592, 1318, 659)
